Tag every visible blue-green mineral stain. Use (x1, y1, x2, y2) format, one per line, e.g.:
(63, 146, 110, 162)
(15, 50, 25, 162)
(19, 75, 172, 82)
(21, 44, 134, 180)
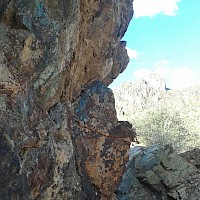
(35, 2, 46, 18)
(34, 2, 50, 27)
(75, 81, 110, 122)
(88, 81, 110, 103)
(75, 93, 89, 122)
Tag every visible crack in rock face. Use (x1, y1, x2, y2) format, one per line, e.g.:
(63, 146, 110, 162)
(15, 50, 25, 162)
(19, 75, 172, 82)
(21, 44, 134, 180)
(0, 0, 134, 199)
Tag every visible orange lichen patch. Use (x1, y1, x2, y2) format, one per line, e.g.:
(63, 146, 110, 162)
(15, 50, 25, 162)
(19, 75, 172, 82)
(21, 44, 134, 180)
(0, 61, 21, 94)
(85, 136, 129, 197)
(0, 82, 21, 94)
(85, 137, 105, 186)
(20, 34, 44, 72)
(76, 120, 134, 198)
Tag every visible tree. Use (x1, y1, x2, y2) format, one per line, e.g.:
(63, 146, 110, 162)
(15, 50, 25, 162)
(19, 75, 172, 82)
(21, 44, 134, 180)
(134, 107, 192, 153)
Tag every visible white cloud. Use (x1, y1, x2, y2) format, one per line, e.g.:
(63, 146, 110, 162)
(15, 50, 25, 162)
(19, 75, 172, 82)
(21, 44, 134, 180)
(155, 60, 169, 66)
(126, 48, 139, 59)
(154, 60, 171, 77)
(133, 68, 151, 79)
(170, 67, 200, 89)
(133, 60, 171, 79)
(133, 0, 181, 18)
(155, 66, 171, 77)
(133, 63, 200, 90)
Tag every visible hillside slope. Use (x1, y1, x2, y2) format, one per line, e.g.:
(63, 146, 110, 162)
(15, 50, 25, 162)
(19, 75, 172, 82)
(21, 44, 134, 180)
(113, 74, 200, 152)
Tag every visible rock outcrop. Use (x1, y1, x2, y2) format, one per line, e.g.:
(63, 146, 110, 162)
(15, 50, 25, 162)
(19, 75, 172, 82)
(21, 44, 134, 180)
(1, 1, 199, 200)
(112, 75, 168, 119)
(180, 148, 200, 169)
(117, 145, 200, 200)
(0, 1, 135, 199)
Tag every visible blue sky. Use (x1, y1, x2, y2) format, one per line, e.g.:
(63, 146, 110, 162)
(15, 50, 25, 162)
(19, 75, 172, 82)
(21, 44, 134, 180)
(110, 0, 200, 89)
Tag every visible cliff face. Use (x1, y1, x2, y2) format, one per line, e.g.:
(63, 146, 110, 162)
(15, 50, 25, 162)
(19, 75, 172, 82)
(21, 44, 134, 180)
(113, 74, 168, 119)
(0, 1, 135, 199)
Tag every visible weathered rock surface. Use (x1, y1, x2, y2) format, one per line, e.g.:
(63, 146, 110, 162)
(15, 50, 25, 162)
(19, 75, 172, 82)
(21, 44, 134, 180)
(0, 0, 134, 199)
(116, 145, 200, 200)
(180, 148, 200, 169)
(73, 81, 136, 198)
(2, 1, 199, 200)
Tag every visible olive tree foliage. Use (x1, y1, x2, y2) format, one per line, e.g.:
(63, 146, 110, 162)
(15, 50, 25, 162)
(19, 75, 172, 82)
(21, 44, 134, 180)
(133, 107, 199, 153)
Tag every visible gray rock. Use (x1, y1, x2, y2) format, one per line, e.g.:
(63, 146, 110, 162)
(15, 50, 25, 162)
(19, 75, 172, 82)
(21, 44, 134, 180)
(116, 145, 200, 200)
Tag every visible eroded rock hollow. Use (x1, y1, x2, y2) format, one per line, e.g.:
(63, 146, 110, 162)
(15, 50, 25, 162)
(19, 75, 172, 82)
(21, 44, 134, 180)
(0, 0, 135, 199)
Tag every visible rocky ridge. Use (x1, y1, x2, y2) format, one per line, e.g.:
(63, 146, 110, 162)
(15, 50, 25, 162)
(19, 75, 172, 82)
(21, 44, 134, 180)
(113, 76, 200, 151)
(113, 75, 200, 122)
(112, 74, 167, 118)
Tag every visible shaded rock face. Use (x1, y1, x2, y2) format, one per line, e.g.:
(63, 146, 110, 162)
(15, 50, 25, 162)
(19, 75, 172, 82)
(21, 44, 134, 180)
(180, 148, 200, 169)
(117, 145, 200, 200)
(73, 81, 136, 198)
(0, 1, 134, 199)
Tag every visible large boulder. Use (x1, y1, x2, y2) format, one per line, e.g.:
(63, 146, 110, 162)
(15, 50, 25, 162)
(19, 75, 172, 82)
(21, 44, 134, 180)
(117, 145, 200, 200)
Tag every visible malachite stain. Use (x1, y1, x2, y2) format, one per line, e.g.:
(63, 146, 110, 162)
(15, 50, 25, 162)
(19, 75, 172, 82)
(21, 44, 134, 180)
(35, 2, 46, 18)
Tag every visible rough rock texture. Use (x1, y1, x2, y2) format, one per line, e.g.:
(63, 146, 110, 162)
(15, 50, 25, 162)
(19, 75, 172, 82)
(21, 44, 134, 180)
(180, 148, 200, 169)
(113, 75, 168, 120)
(117, 145, 200, 200)
(0, 1, 135, 199)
